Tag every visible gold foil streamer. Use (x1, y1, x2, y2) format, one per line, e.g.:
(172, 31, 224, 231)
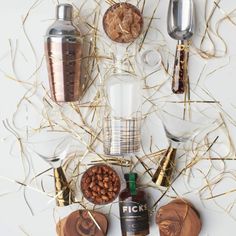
(1, 0, 236, 232)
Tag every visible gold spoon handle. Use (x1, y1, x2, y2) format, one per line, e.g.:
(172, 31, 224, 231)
(172, 40, 190, 94)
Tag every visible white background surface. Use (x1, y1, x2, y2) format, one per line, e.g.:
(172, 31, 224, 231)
(1, 0, 236, 236)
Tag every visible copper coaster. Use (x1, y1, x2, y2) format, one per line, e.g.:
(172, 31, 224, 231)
(56, 210, 108, 236)
(156, 199, 202, 236)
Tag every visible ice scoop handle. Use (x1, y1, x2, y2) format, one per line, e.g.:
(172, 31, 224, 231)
(172, 40, 190, 94)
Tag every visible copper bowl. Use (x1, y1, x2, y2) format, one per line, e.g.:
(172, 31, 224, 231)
(81, 164, 121, 205)
(103, 3, 144, 43)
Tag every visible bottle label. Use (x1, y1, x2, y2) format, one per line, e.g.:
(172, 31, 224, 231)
(119, 200, 149, 234)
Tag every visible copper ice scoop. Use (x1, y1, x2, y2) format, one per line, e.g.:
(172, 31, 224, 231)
(167, 0, 195, 94)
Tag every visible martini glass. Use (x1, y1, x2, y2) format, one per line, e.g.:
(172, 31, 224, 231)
(152, 92, 219, 187)
(29, 131, 77, 206)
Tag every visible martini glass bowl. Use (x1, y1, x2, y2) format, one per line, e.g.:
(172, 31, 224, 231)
(152, 91, 219, 187)
(29, 131, 77, 206)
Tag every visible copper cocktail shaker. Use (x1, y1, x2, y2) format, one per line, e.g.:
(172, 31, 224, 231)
(45, 4, 82, 102)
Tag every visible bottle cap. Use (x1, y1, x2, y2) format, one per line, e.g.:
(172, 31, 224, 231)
(124, 173, 138, 196)
(124, 172, 138, 181)
(152, 147, 176, 187)
(56, 4, 73, 21)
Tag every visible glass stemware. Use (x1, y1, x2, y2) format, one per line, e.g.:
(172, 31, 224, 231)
(152, 92, 219, 187)
(29, 131, 77, 206)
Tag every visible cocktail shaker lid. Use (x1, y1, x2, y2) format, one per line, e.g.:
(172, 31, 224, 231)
(46, 4, 80, 36)
(56, 4, 73, 21)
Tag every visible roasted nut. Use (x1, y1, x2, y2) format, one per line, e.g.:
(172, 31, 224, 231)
(102, 196, 109, 201)
(89, 182, 95, 188)
(104, 177, 109, 182)
(81, 164, 121, 205)
(104, 182, 109, 189)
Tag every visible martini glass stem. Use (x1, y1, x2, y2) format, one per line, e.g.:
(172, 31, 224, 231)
(152, 144, 177, 187)
(169, 139, 181, 149)
(54, 166, 73, 206)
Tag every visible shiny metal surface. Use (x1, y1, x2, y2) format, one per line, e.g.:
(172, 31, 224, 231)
(54, 166, 74, 207)
(46, 21, 79, 36)
(152, 147, 176, 187)
(45, 4, 82, 102)
(45, 37, 82, 102)
(46, 4, 79, 37)
(167, 0, 195, 40)
(56, 4, 73, 21)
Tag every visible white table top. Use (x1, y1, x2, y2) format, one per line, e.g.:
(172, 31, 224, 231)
(1, 0, 236, 235)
